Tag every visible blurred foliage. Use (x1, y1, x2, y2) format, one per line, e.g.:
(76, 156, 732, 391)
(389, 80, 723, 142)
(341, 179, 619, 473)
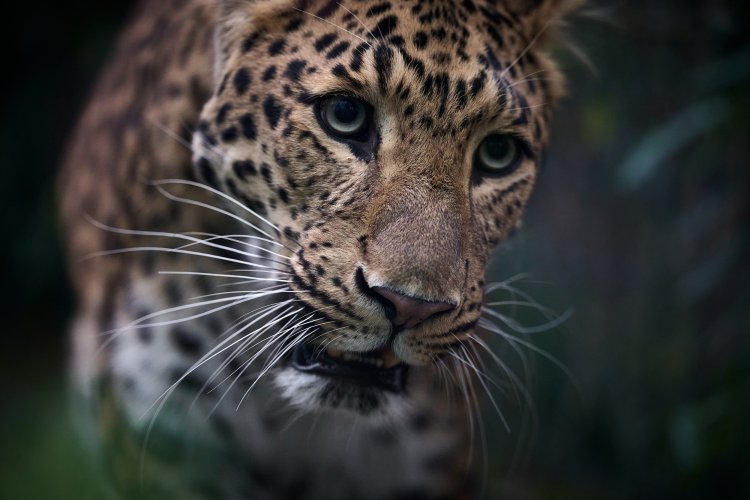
(2, 0, 749, 499)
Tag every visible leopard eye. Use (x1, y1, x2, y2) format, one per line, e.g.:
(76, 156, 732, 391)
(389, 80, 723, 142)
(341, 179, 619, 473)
(320, 97, 368, 137)
(474, 134, 522, 175)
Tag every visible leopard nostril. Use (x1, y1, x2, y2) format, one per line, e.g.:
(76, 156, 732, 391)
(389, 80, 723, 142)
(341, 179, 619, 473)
(370, 287, 455, 329)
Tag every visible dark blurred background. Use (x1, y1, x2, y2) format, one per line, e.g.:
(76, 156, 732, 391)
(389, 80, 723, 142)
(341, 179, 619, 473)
(2, 1, 748, 498)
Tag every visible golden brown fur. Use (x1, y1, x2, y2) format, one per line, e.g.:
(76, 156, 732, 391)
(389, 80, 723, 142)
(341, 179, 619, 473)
(59, 0, 578, 497)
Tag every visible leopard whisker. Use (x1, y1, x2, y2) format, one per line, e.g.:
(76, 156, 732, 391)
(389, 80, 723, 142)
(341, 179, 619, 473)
(433, 355, 457, 408)
(507, 76, 555, 91)
(84, 216, 288, 265)
(217, 278, 292, 288)
(95, 292, 277, 358)
(122, 289, 295, 332)
(310, 324, 364, 358)
(151, 118, 229, 165)
(217, 298, 308, 339)
(456, 345, 490, 496)
(482, 306, 573, 335)
(483, 273, 535, 294)
(292, 7, 370, 47)
(85, 245, 279, 270)
(465, 335, 527, 406)
(113, 287, 289, 334)
(98, 294, 257, 349)
(153, 182, 291, 250)
(452, 354, 477, 470)
(203, 306, 306, 414)
(233, 308, 337, 384)
(506, 101, 550, 113)
(335, 2, 375, 41)
(140, 299, 295, 474)
(176, 232, 290, 261)
(478, 317, 581, 393)
(260, 317, 336, 371)
(151, 178, 295, 249)
(185, 288, 290, 301)
(500, 17, 555, 82)
(477, 317, 534, 390)
(171, 239, 285, 267)
(235, 327, 320, 410)
(146, 300, 296, 418)
(158, 270, 290, 281)
(451, 345, 510, 432)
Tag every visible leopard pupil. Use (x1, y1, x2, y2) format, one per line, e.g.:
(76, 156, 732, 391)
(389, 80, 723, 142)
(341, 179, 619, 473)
(334, 100, 358, 124)
(486, 137, 510, 160)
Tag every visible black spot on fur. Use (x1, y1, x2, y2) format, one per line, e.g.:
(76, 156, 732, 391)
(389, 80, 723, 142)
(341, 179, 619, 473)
(171, 327, 202, 356)
(241, 32, 262, 53)
(484, 45, 502, 71)
(316, 0, 340, 18)
(366, 2, 392, 17)
(326, 41, 350, 59)
(455, 79, 468, 109)
(268, 38, 286, 56)
(261, 65, 277, 81)
(349, 43, 370, 72)
(389, 35, 405, 47)
(331, 64, 362, 89)
(221, 127, 239, 142)
(233, 67, 251, 94)
(470, 71, 486, 97)
(413, 31, 428, 49)
(215, 103, 232, 125)
(240, 113, 257, 140)
(371, 15, 398, 39)
(374, 44, 393, 92)
(263, 96, 282, 129)
(314, 33, 337, 52)
(260, 163, 273, 185)
(233, 159, 257, 180)
(284, 17, 304, 32)
(284, 59, 307, 82)
(197, 157, 220, 189)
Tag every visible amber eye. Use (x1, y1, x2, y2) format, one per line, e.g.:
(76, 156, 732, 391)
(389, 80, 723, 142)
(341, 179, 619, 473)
(474, 134, 523, 175)
(320, 97, 368, 137)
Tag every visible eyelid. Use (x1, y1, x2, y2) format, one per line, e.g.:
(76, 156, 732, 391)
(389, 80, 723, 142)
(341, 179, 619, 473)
(502, 133, 534, 161)
(299, 90, 368, 106)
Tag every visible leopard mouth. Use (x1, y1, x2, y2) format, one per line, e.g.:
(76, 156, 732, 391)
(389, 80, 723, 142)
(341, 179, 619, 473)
(291, 342, 408, 393)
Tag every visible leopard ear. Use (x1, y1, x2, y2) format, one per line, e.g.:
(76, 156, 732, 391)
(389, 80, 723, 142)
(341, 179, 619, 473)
(509, 0, 583, 40)
(217, 0, 297, 23)
(213, 0, 296, 71)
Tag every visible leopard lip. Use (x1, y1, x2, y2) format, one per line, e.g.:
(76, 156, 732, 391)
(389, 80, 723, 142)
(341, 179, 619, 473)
(291, 342, 408, 393)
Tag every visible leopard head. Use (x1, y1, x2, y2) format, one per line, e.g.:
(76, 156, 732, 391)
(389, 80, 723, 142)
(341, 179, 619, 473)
(192, 0, 576, 415)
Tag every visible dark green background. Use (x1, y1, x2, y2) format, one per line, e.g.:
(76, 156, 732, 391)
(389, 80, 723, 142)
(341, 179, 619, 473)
(2, 1, 749, 498)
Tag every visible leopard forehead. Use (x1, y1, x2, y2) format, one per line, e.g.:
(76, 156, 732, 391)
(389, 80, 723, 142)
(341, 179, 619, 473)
(198, 0, 561, 218)
(192, 0, 565, 360)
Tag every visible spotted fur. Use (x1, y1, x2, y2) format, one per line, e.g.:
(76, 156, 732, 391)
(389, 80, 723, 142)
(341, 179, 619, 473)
(59, 0, 578, 498)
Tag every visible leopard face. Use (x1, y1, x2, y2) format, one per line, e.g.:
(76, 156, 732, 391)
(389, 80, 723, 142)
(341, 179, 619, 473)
(192, 0, 568, 415)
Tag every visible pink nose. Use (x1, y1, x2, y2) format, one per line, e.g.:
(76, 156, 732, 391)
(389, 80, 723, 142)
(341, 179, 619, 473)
(371, 287, 455, 329)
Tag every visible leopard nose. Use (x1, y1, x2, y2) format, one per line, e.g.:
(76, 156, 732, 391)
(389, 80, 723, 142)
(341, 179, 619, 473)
(371, 287, 455, 329)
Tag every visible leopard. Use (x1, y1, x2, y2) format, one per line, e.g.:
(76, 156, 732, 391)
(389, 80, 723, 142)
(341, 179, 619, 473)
(58, 0, 579, 498)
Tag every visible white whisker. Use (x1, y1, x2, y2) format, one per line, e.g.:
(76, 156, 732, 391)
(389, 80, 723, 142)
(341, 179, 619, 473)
(293, 7, 370, 46)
